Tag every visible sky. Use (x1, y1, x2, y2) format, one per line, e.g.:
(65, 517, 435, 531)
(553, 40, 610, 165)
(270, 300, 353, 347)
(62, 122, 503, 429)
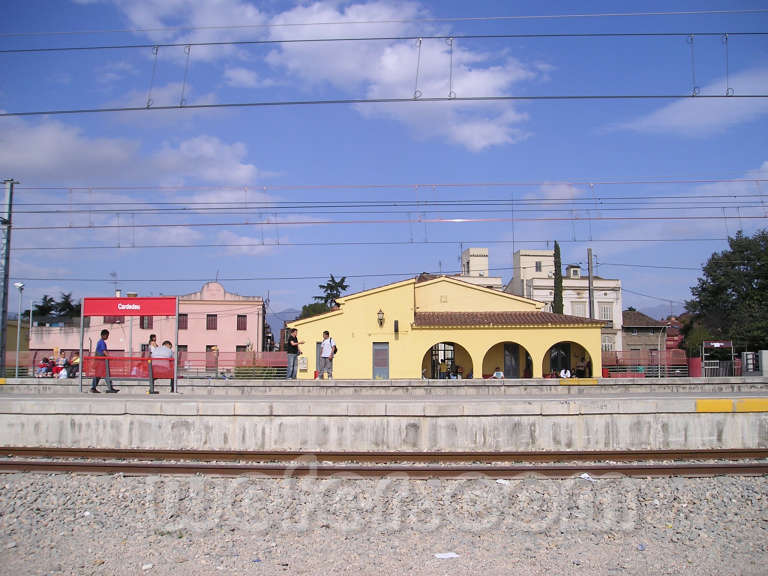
(1, 0, 767, 326)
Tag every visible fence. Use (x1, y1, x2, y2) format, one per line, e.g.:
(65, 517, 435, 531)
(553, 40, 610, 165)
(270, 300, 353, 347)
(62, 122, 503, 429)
(5, 350, 288, 380)
(601, 349, 689, 378)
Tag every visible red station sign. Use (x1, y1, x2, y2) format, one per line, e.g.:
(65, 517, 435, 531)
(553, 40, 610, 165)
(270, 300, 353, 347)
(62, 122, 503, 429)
(82, 297, 177, 317)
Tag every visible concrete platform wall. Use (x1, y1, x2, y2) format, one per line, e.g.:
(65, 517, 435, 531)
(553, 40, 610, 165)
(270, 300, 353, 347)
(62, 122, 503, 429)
(2, 376, 767, 397)
(1, 395, 766, 452)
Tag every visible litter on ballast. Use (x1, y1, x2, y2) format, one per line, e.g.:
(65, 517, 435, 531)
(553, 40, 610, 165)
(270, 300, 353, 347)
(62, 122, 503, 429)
(578, 472, 597, 483)
(435, 552, 460, 559)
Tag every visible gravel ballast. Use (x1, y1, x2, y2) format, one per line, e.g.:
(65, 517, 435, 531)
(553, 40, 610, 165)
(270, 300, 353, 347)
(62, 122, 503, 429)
(0, 472, 766, 575)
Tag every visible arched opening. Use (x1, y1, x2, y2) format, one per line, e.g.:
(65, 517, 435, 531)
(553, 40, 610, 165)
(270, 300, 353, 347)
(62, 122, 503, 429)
(482, 342, 533, 378)
(421, 342, 474, 379)
(543, 341, 593, 378)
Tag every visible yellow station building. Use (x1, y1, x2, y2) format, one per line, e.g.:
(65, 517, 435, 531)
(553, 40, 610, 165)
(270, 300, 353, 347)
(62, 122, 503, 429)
(288, 275, 604, 380)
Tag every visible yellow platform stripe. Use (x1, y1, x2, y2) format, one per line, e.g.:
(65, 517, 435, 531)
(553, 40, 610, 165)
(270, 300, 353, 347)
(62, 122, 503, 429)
(696, 399, 733, 413)
(559, 378, 599, 386)
(734, 398, 768, 412)
(0, 378, 5, 385)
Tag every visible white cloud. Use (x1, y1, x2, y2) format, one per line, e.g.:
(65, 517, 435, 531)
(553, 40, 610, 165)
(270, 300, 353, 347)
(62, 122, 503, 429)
(0, 117, 139, 182)
(616, 68, 768, 136)
(534, 183, 583, 201)
(93, 0, 544, 151)
(0, 116, 263, 186)
(151, 136, 259, 185)
(224, 67, 273, 88)
(216, 230, 273, 256)
(97, 60, 140, 84)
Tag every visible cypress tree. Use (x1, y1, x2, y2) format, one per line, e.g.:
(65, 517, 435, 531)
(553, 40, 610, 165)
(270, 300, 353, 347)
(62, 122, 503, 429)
(553, 241, 564, 314)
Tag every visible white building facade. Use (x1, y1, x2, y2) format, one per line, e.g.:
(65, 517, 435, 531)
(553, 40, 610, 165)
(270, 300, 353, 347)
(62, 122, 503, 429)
(505, 249, 623, 351)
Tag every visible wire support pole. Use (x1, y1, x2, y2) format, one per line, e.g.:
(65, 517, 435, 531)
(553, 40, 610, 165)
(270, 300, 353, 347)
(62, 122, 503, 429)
(2, 93, 767, 118)
(0, 179, 19, 377)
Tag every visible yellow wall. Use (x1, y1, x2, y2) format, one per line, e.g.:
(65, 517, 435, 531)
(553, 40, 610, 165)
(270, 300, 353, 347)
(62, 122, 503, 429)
(289, 277, 602, 380)
(415, 277, 543, 312)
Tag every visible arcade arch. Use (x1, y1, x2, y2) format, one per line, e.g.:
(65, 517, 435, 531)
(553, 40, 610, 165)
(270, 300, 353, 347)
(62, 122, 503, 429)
(482, 342, 533, 378)
(421, 341, 474, 379)
(543, 341, 593, 377)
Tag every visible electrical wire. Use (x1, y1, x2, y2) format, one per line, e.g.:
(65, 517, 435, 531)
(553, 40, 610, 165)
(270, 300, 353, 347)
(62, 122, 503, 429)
(7, 237, 734, 252)
(17, 177, 768, 190)
(2, 8, 766, 38)
(3, 31, 767, 54)
(11, 213, 767, 231)
(3, 93, 767, 118)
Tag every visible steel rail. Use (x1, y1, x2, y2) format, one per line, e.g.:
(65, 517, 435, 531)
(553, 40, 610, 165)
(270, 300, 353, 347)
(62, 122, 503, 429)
(1, 459, 766, 478)
(2, 447, 767, 463)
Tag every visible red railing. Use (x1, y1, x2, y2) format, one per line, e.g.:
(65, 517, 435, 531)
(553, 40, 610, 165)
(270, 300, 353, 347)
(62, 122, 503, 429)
(602, 349, 687, 366)
(83, 356, 174, 380)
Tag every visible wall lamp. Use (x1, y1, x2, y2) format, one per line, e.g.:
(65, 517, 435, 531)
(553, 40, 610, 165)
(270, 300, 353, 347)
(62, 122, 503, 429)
(377, 309, 384, 327)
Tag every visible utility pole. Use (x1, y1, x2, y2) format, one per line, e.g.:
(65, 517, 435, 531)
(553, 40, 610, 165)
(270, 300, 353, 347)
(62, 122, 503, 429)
(587, 247, 595, 319)
(0, 179, 18, 377)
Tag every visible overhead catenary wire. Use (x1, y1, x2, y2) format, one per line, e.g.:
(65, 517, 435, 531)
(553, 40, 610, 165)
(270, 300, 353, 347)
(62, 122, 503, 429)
(17, 177, 768, 191)
(8, 237, 736, 252)
(9, 262, 704, 283)
(3, 93, 767, 118)
(2, 8, 767, 38)
(3, 31, 767, 54)
(10, 213, 767, 231)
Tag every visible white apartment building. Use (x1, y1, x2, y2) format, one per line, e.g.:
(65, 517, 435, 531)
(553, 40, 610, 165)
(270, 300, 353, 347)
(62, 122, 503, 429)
(504, 249, 623, 351)
(457, 247, 504, 290)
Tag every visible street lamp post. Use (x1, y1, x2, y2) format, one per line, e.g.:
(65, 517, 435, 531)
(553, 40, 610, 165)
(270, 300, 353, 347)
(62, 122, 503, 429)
(13, 282, 23, 378)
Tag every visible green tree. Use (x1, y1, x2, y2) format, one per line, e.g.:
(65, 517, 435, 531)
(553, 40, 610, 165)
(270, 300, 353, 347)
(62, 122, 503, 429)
(297, 302, 331, 320)
(686, 229, 768, 350)
(552, 241, 563, 314)
(313, 274, 349, 308)
(55, 292, 79, 318)
(34, 295, 56, 318)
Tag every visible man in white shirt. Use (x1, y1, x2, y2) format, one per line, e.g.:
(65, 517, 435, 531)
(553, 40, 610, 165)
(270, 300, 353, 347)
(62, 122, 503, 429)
(150, 340, 175, 393)
(559, 368, 571, 378)
(318, 330, 335, 379)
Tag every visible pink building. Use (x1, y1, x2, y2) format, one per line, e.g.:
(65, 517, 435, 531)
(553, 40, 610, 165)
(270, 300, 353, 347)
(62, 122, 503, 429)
(29, 283, 267, 370)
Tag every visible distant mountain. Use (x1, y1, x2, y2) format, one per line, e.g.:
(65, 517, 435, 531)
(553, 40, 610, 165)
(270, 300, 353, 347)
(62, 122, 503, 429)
(265, 308, 300, 333)
(636, 303, 685, 322)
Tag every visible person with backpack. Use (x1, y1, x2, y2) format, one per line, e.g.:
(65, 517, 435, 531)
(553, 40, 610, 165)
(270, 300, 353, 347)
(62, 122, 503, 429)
(318, 330, 336, 380)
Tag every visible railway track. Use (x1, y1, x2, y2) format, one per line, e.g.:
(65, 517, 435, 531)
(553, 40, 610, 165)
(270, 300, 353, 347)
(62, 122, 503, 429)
(1, 447, 767, 478)
(3, 447, 767, 463)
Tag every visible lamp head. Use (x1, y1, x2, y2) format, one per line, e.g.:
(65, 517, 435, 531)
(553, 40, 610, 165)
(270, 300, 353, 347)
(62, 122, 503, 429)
(13, 282, 24, 290)
(377, 309, 384, 326)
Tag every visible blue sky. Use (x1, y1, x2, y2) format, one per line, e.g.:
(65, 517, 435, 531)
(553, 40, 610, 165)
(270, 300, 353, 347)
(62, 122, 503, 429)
(1, 0, 767, 323)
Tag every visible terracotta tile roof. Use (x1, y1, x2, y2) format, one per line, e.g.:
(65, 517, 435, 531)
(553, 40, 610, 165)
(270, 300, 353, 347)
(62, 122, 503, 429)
(622, 309, 666, 327)
(413, 311, 603, 327)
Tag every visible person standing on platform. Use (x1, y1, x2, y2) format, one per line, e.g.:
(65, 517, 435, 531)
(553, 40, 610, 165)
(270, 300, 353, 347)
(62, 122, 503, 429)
(90, 329, 118, 393)
(150, 340, 175, 392)
(318, 330, 335, 380)
(285, 328, 304, 379)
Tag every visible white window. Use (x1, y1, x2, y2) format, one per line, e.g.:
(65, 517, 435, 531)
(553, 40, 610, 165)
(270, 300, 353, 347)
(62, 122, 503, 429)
(570, 268, 580, 278)
(571, 301, 587, 317)
(599, 302, 613, 321)
(602, 335, 615, 351)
